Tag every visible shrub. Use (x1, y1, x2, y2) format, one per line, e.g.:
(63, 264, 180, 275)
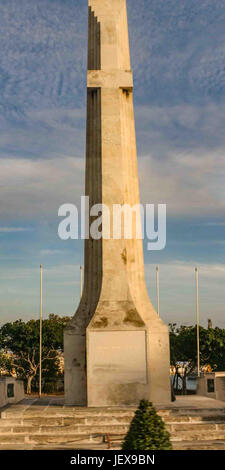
(122, 400, 172, 450)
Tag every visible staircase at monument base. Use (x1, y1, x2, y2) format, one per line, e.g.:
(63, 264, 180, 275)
(1, 406, 225, 449)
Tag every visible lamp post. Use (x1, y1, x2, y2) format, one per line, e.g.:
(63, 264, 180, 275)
(80, 266, 83, 299)
(195, 267, 200, 377)
(156, 265, 159, 316)
(39, 264, 43, 398)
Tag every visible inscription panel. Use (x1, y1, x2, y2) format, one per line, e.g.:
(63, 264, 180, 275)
(88, 331, 147, 384)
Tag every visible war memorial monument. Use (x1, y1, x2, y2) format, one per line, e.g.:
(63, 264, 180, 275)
(64, 0, 171, 407)
(1, 0, 225, 455)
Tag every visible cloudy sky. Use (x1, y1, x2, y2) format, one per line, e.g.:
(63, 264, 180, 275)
(0, 0, 224, 327)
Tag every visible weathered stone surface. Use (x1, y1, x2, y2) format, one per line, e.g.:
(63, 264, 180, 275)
(0, 377, 24, 408)
(1, 397, 225, 450)
(64, 0, 171, 406)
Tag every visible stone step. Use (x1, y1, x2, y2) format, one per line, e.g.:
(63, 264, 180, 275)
(167, 422, 225, 432)
(171, 430, 225, 441)
(0, 416, 133, 426)
(1, 440, 225, 450)
(108, 436, 225, 450)
(1, 426, 225, 448)
(0, 433, 105, 445)
(163, 414, 225, 423)
(2, 422, 225, 441)
(3, 407, 225, 420)
(173, 440, 225, 450)
(1, 410, 136, 420)
(2, 403, 225, 449)
(0, 443, 110, 450)
(0, 424, 129, 435)
(170, 408, 225, 415)
(2, 421, 225, 434)
(0, 445, 35, 450)
(0, 418, 64, 427)
(1, 414, 225, 428)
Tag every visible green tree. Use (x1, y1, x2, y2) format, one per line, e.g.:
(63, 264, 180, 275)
(0, 350, 13, 376)
(0, 314, 70, 394)
(122, 400, 172, 450)
(169, 324, 225, 391)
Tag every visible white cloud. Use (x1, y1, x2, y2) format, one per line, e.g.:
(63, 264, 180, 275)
(0, 156, 85, 219)
(0, 1, 224, 221)
(135, 103, 225, 152)
(203, 223, 225, 227)
(135, 103, 225, 216)
(129, 0, 225, 102)
(0, 0, 87, 112)
(145, 260, 225, 327)
(139, 150, 225, 216)
(0, 263, 82, 324)
(0, 144, 224, 221)
(40, 249, 65, 256)
(147, 261, 225, 278)
(0, 227, 32, 232)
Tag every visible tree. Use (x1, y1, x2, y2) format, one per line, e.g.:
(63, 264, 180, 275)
(0, 350, 13, 376)
(169, 324, 225, 393)
(122, 400, 172, 450)
(0, 314, 70, 394)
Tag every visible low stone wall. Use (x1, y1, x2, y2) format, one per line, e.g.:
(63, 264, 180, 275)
(197, 372, 225, 401)
(0, 377, 24, 408)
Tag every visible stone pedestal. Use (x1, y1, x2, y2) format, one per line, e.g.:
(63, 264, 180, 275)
(197, 372, 225, 401)
(64, 0, 171, 407)
(0, 377, 24, 408)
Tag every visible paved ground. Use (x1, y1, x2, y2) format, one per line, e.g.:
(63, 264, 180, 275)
(163, 395, 225, 410)
(6, 394, 225, 411)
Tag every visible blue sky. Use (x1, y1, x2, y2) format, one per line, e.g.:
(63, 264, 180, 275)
(0, 0, 224, 326)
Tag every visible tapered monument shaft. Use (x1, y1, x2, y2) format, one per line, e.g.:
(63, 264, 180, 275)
(64, 0, 171, 407)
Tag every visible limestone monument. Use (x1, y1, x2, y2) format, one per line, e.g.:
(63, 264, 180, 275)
(64, 0, 171, 407)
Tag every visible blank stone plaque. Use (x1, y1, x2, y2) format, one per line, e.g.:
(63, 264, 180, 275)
(88, 331, 147, 384)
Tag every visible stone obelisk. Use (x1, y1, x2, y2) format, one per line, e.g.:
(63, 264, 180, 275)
(64, 0, 171, 407)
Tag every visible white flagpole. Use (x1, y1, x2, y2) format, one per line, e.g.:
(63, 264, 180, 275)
(156, 265, 160, 315)
(195, 267, 200, 377)
(39, 264, 43, 398)
(80, 266, 83, 299)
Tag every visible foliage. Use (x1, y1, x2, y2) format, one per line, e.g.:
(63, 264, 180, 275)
(122, 400, 172, 450)
(0, 350, 13, 376)
(0, 314, 70, 393)
(169, 323, 225, 373)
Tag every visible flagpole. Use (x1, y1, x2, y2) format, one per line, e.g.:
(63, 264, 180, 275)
(80, 266, 83, 299)
(156, 265, 159, 315)
(195, 267, 200, 377)
(39, 264, 43, 398)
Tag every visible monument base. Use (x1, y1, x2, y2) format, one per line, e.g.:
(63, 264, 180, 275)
(86, 327, 170, 407)
(64, 315, 171, 407)
(87, 330, 148, 407)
